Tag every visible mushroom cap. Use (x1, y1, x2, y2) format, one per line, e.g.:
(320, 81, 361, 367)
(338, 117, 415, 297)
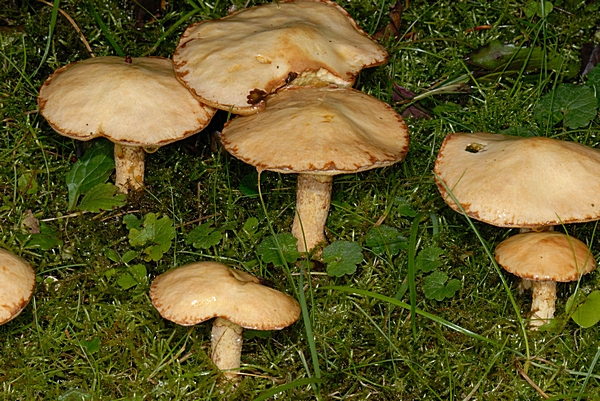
(495, 231, 596, 281)
(38, 56, 216, 147)
(0, 248, 36, 325)
(149, 261, 301, 330)
(220, 86, 409, 174)
(173, 0, 388, 115)
(434, 132, 600, 227)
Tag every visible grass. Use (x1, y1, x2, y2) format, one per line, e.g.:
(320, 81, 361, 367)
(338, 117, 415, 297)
(2, 0, 600, 399)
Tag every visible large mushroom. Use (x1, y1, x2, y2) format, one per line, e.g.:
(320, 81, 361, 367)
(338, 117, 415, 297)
(0, 248, 36, 325)
(495, 231, 595, 328)
(221, 86, 410, 253)
(149, 261, 300, 381)
(434, 132, 600, 327)
(173, 0, 388, 115)
(38, 56, 216, 192)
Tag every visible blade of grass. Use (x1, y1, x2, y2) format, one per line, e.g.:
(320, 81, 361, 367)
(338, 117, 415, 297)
(141, 8, 203, 56)
(323, 285, 522, 356)
(31, 0, 60, 78)
(576, 346, 600, 401)
(407, 212, 426, 339)
(85, 0, 124, 56)
(252, 377, 324, 401)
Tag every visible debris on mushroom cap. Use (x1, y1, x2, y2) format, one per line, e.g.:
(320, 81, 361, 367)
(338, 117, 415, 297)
(495, 231, 596, 281)
(173, 0, 388, 115)
(149, 261, 300, 330)
(38, 56, 216, 147)
(434, 132, 600, 227)
(0, 249, 36, 325)
(221, 86, 410, 174)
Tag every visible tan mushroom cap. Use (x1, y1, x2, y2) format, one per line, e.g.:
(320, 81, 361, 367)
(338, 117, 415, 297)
(495, 231, 596, 281)
(434, 132, 600, 227)
(173, 0, 388, 115)
(150, 261, 300, 330)
(221, 86, 409, 174)
(0, 249, 36, 325)
(38, 56, 216, 146)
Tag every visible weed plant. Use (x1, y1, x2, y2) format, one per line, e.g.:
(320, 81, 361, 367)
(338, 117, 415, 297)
(2, 0, 600, 399)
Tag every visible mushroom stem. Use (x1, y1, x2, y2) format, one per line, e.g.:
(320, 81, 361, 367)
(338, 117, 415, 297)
(114, 144, 145, 193)
(529, 280, 557, 329)
(292, 174, 333, 253)
(211, 316, 243, 380)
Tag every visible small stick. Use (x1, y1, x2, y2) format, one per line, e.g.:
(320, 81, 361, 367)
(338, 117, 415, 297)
(37, 0, 95, 57)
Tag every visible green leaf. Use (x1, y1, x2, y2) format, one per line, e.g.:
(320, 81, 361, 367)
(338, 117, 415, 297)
(127, 213, 175, 262)
(117, 273, 138, 289)
(322, 240, 363, 277)
(256, 233, 300, 266)
(65, 139, 115, 211)
(524, 0, 553, 18)
(17, 172, 38, 195)
(186, 223, 223, 249)
(534, 84, 598, 129)
(239, 171, 267, 197)
(80, 337, 100, 353)
(423, 271, 461, 301)
(365, 225, 408, 256)
(585, 64, 600, 91)
(394, 196, 417, 217)
(123, 214, 142, 230)
(129, 263, 147, 282)
(24, 222, 63, 250)
(243, 217, 259, 237)
(121, 250, 138, 264)
(415, 246, 443, 273)
(76, 183, 126, 212)
(570, 290, 600, 328)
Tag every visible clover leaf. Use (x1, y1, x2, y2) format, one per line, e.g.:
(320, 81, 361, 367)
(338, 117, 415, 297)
(423, 271, 461, 301)
(256, 233, 300, 266)
(322, 240, 363, 277)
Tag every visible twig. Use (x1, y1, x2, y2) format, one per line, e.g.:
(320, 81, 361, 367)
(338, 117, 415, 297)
(515, 361, 549, 399)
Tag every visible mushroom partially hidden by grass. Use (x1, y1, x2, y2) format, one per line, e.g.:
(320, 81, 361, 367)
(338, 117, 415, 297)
(173, 0, 388, 115)
(221, 86, 409, 253)
(495, 231, 596, 329)
(149, 261, 300, 381)
(0, 248, 36, 325)
(38, 56, 216, 192)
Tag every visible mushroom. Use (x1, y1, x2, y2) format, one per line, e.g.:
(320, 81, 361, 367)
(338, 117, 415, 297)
(0, 248, 36, 325)
(38, 56, 216, 192)
(495, 231, 596, 328)
(149, 261, 300, 380)
(434, 132, 600, 327)
(173, 0, 388, 115)
(220, 86, 410, 252)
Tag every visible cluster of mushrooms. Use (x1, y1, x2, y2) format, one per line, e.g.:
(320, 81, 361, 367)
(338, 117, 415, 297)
(1, 0, 597, 386)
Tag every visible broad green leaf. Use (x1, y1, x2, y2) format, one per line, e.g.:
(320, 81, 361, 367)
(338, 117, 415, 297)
(256, 233, 300, 266)
(127, 213, 175, 262)
(239, 172, 267, 197)
(570, 290, 600, 328)
(66, 139, 115, 211)
(104, 248, 120, 263)
(524, 0, 553, 18)
(416, 246, 443, 272)
(394, 196, 417, 217)
(121, 250, 138, 264)
(322, 240, 363, 277)
(186, 223, 223, 249)
(243, 217, 259, 237)
(585, 64, 600, 91)
(77, 183, 126, 212)
(123, 214, 142, 230)
(423, 271, 461, 301)
(534, 84, 598, 129)
(24, 222, 63, 250)
(80, 337, 100, 354)
(365, 225, 408, 256)
(117, 273, 138, 289)
(129, 263, 147, 282)
(17, 172, 38, 195)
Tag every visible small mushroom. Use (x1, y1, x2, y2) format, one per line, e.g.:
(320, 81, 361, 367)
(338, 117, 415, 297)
(0, 248, 36, 325)
(221, 86, 409, 252)
(149, 261, 300, 380)
(38, 56, 216, 192)
(173, 0, 388, 115)
(495, 231, 596, 328)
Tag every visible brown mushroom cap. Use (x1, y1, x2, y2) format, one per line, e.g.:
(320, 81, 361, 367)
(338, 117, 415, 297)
(0, 249, 36, 325)
(220, 86, 409, 174)
(495, 231, 596, 281)
(149, 261, 300, 330)
(434, 132, 600, 227)
(173, 0, 388, 115)
(38, 56, 216, 146)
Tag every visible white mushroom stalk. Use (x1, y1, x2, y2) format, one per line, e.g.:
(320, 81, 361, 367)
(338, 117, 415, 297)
(211, 317, 244, 380)
(292, 174, 333, 252)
